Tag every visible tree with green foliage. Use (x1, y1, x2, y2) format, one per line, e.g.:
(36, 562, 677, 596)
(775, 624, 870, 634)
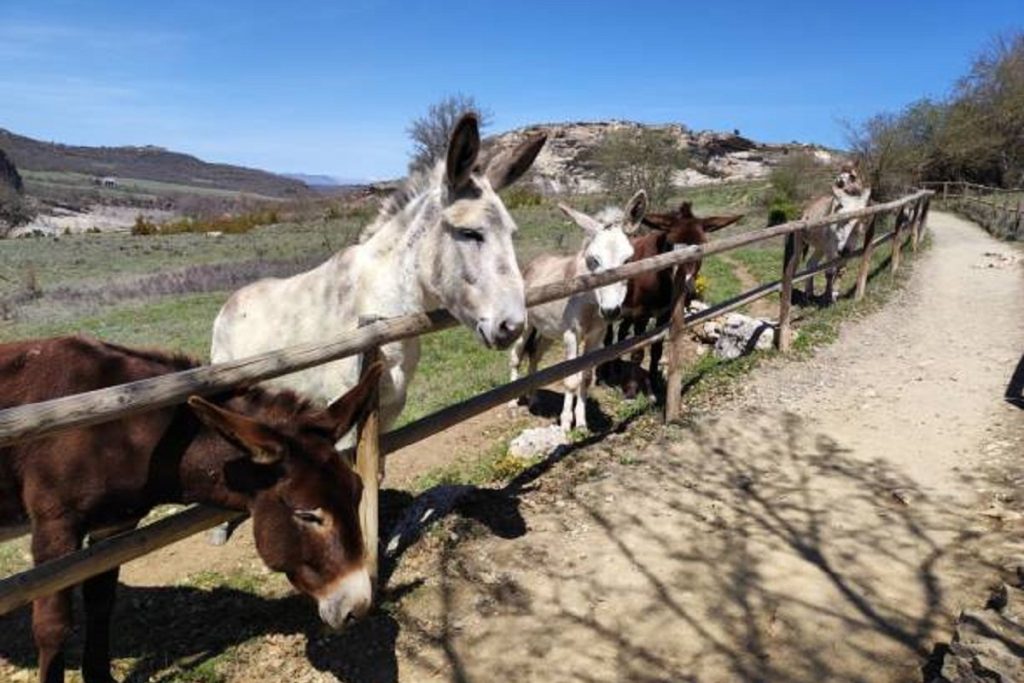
(850, 31, 1024, 191)
(586, 127, 689, 206)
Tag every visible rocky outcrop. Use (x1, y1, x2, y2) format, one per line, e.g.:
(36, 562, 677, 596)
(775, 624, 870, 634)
(484, 120, 840, 194)
(929, 584, 1024, 683)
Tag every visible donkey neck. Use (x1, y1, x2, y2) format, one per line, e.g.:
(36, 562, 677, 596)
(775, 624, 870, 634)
(358, 190, 444, 315)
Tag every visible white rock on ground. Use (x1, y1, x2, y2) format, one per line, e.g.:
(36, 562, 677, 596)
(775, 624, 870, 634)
(508, 426, 569, 459)
(712, 312, 776, 360)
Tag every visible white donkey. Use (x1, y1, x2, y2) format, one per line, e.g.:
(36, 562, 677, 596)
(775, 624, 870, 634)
(509, 191, 645, 433)
(208, 114, 545, 542)
(801, 165, 872, 303)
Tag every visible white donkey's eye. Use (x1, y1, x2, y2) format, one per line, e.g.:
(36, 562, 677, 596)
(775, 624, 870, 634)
(586, 255, 601, 271)
(294, 509, 325, 525)
(457, 228, 484, 243)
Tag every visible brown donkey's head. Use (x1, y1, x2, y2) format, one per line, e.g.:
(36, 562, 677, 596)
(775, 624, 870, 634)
(187, 363, 384, 629)
(642, 202, 744, 290)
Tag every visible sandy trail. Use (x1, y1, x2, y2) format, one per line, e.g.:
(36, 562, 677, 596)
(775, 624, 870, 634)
(386, 211, 1024, 682)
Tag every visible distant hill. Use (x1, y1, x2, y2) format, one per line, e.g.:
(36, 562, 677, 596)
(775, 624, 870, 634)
(0, 128, 312, 198)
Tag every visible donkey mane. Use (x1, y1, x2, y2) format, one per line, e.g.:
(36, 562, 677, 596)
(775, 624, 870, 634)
(359, 164, 442, 243)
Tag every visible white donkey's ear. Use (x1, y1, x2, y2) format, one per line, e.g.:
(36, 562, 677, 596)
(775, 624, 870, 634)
(487, 134, 546, 191)
(558, 203, 602, 234)
(446, 113, 481, 192)
(624, 190, 648, 228)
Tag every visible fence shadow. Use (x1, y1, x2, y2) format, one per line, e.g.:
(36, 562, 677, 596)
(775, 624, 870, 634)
(388, 409, 1013, 682)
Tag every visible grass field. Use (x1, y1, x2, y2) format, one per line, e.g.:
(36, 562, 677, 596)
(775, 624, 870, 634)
(22, 170, 284, 203)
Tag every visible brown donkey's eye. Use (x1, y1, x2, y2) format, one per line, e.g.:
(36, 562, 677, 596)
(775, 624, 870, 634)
(294, 509, 325, 525)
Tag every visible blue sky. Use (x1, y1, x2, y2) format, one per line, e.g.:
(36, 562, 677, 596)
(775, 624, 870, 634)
(1, 1, 1021, 180)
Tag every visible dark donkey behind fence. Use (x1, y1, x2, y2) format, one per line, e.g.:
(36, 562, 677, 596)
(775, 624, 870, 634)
(601, 202, 743, 396)
(0, 336, 383, 683)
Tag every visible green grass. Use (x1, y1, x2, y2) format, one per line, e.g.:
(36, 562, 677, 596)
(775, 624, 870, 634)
(410, 425, 537, 492)
(0, 292, 227, 356)
(0, 215, 363, 302)
(179, 568, 271, 595)
(23, 169, 281, 202)
(0, 538, 30, 576)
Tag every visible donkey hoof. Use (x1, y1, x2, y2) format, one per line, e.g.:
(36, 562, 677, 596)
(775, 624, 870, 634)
(207, 526, 230, 546)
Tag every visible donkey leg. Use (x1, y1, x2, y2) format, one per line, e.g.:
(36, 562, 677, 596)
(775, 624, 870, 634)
(576, 326, 606, 431)
(561, 330, 581, 433)
(207, 515, 245, 546)
(628, 317, 647, 364)
(804, 250, 821, 301)
(31, 521, 81, 683)
(526, 336, 552, 411)
(649, 312, 671, 393)
(507, 332, 527, 411)
(81, 567, 120, 683)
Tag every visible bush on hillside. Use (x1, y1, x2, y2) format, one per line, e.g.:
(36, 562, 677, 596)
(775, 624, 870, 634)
(584, 128, 689, 206)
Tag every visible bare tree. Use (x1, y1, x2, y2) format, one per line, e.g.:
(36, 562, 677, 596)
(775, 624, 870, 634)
(407, 94, 492, 172)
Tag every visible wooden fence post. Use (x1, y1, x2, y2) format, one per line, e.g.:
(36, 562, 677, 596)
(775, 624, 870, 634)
(355, 316, 382, 585)
(663, 256, 691, 424)
(910, 198, 923, 253)
(891, 207, 905, 274)
(855, 214, 878, 301)
(942, 182, 948, 202)
(776, 230, 803, 351)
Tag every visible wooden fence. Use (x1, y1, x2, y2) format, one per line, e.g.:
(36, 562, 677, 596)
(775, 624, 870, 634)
(923, 180, 1023, 240)
(0, 189, 933, 616)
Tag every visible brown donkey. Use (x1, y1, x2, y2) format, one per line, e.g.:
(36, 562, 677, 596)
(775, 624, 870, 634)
(0, 336, 382, 683)
(603, 202, 743, 394)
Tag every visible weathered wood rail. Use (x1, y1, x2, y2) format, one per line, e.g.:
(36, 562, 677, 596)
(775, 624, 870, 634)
(923, 180, 1022, 240)
(0, 189, 933, 616)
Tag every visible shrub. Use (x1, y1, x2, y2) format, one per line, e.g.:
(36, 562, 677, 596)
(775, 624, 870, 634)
(584, 127, 689, 206)
(500, 185, 544, 209)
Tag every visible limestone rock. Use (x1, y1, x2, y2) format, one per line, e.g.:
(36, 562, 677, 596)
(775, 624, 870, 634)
(712, 313, 776, 360)
(930, 584, 1024, 682)
(508, 426, 569, 459)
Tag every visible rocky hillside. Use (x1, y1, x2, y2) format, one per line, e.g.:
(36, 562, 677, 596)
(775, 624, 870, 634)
(0, 128, 311, 198)
(484, 121, 840, 194)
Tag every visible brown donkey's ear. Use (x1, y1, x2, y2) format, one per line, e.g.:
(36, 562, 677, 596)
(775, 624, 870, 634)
(702, 214, 744, 233)
(188, 396, 286, 465)
(678, 202, 695, 218)
(446, 113, 481, 192)
(487, 133, 547, 191)
(324, 361, 385, 441)
(641, 212, 676, 231)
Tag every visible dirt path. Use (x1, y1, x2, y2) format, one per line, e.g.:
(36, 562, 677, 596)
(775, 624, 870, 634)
(382, 211, 1024, 682)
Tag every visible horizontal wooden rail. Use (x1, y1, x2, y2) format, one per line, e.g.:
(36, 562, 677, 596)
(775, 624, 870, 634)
(0, 506, 239, 615)
(0, 190, 931, 449)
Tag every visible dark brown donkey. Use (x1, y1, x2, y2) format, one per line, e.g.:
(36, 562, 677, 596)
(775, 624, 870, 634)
(603, 202, 743, 394)
(0, 336, 382, 683)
